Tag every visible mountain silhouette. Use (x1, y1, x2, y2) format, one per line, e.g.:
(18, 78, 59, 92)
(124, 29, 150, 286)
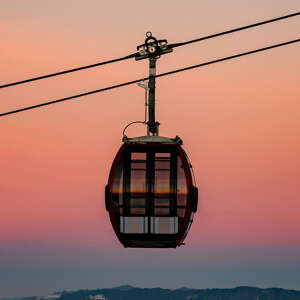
(3, 286, 300, 300)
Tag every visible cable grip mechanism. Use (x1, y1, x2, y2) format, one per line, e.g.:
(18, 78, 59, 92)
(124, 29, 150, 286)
(135, 32, 174, 136)
(136, 32, 173, 61)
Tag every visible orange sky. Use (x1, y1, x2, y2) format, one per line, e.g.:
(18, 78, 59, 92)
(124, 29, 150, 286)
(1, 1, 300, 297)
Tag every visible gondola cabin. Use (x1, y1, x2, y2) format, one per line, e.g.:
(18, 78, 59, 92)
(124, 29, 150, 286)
(105, 135, 198, 248)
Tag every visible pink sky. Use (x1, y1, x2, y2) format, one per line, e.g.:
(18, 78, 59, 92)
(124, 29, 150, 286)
(1, 0, 300, 297)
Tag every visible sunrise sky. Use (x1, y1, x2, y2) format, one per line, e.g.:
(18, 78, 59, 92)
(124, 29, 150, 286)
(1, 0, 300, 298)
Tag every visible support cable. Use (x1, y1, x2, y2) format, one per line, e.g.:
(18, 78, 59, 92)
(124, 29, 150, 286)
(0, 12, 299, 89)
(0, 38, 299, 118)
(0, 53, 137, 89)
(156, 39, 299, 78)
(169, 12, 300, 49)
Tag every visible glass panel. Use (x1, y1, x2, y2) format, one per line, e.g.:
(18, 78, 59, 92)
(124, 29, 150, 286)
(154, 207, 169, 215)
(130, 198, 145, 215)
(177, 193, 186, 206)
(158, 218, 169, 233)
(154, 153, 171, 217)
(151, 217, 178, 234)
(130, 153, 146, 194)
(119, 170, 123, 206)
(130, 170, 146, 193)
(131, 207, 145, 215)
(156, 153, 170, 158)
(177, 208, 185, 218)
(132, 152, 147, 160)
(120, 216, 148, 233)
(126, 216, 140, 233)
(112, 156, 124, 215)
(112, 160, 123, 194)
(177, 155, 188, 226)
(154, 154, 170, 193)
(154, 170, 170, 193)
(130, 152, 146, 216)
(131, 198, 145, 207)
(177, 155, 187, 195)
(154, 196, 170, 207)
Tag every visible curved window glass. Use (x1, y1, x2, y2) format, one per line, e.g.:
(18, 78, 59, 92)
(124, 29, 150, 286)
(112, 147, 188, 234)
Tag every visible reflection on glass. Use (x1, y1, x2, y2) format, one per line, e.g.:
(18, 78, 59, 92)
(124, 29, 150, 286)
(155, 207, 170, 215)
(154, 153, 170, 194)
(177, 193, 186, 206)
(130, 153, 147, 216)
(177, 208, 185, 218)
(154, 153, 171, 217)
(154, 197, 169, 207)
(112, 156, 124, 215)
(130, 198, 145, 215)
(177, 155, 187, 226)
(113, 149, 190, 235)
(131, 207, 145, 215)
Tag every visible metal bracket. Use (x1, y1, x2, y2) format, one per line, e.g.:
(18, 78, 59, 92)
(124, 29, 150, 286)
(135, 32, 173, 61)
(135, 32, 174, 136)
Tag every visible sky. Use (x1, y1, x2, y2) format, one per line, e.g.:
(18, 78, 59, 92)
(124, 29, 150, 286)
(1, 0, 300, 298)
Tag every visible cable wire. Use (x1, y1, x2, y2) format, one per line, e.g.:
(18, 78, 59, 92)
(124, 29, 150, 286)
(122, 121, 146, 137)
(1, 12, 298, 90)
(0, 38, 299, 118)
(0, 53, 137, 89)
(169, 12, 300, 48)
(122, 82, 149, 137)
(157, 39, 299, 79)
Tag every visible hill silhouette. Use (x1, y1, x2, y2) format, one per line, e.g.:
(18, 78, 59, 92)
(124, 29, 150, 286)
(3, 286, 300, 300)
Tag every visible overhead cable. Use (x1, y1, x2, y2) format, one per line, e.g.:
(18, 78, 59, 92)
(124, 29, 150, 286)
(0, 38, 299, 118)
(0, 12, 299, 89)
(170, 12, 300, 48)
(157, 39, 300, 78)
(0, 53, 137, 89)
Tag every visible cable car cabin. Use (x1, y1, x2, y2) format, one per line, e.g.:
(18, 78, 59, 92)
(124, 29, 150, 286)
(105, 135, 198, 248)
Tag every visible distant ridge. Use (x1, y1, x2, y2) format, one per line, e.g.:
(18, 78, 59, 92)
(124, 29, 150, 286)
(112, 285, 137, 291)
(2, 286, 300, 300)
(175, 287, 195, 291)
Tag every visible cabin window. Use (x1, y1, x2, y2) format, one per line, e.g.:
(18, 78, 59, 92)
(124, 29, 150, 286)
(113, 148, 187, 234)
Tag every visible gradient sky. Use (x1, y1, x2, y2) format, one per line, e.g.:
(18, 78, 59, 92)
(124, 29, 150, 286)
(1, 0, 300, 298)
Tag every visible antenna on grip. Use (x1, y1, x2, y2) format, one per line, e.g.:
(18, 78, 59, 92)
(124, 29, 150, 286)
(136, 32, 174, 135)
